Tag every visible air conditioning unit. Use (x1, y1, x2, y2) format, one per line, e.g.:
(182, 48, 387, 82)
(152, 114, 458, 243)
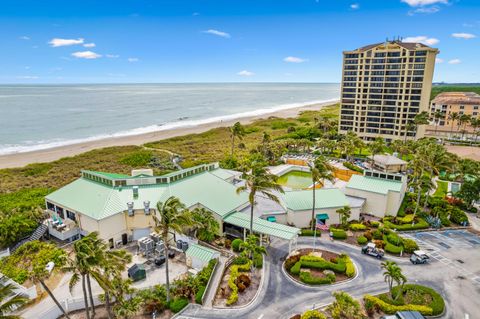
(144, 201, 150, 215)
(127, 202, 134, 216)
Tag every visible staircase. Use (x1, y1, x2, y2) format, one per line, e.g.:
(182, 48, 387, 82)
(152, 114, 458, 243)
(10, 224, 48, 253)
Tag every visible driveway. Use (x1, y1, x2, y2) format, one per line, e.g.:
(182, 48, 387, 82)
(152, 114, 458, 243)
(179, 230, 480, 319)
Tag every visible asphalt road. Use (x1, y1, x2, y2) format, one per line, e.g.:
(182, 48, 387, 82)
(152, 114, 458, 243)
(178, 230, 480, 319)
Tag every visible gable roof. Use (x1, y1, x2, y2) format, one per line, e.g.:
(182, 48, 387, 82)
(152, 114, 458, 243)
(368, 154, 407, 166)
(46, 170, 248, 221)
(346, 175, 403, 195)
(282, 188, 349, 211)
(185, 244, 219, 263)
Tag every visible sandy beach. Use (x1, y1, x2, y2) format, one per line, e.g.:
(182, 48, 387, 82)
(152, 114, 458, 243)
(0, 100, 338, 169)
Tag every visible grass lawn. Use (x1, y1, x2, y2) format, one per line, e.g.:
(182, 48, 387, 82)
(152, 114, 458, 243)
(433, 180, 448, 198)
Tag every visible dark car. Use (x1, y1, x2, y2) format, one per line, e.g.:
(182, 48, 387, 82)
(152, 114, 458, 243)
(361, 243, 384, 259)
(381, 310, 425, 319)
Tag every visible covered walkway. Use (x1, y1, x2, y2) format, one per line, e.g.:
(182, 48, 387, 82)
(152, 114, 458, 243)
(223, 212, 300, 252)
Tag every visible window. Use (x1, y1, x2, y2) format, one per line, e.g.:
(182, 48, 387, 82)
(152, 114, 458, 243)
(460, 105, 464, 110)
(47, 201, 55, 211)
(66, 210, 76, 221)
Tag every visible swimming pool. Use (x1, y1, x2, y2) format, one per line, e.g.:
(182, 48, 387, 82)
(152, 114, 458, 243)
(277, 170, 312, 189)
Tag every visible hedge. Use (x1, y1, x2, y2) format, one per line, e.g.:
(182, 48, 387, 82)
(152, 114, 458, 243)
(363, 295, 433, 316)
(301, 229, 318, 236)
(331, 229, 347, 240)
(226, 260, 252, 305)
(357, 236, 368, 245)
(231, 239, 243, 252)
(341, 255, 355, 278)
(370, 221, 380, 228)
(343, 161, 364, 173)
(349, 223, 367, 231)
(290, 261, 302, 275)
(301, 310, 327, 319)
(195, 286, 206, 304)
(385, 243, 403, 254)
(299, 271, 336, 285)
(300, 256, 346, 273)
(401, 238, 419, 253)
(169, 297, 189, 313)
(383, 218, 429, 231)
(391, 284, 445, 316)
(253, 252, 263, 269)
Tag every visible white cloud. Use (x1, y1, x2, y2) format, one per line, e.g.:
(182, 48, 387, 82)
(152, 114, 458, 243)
(284, 56, 308, 63)
(49, 38, 84, 47)
(408, 6, 440, 15)
(403, 36, 439, 46)
(448, 59, 461, 64)
(71, 51, 102, 59)
(203, 29, 231, 38)
(17, 75, 39, 79)
(83, 42, 96, 48)
(401, 0, 448, 6)
(106, 54, 119, 58)
(435, 58, 444, 63)
(128, 57, 139, 62)
(451, 33, 476, 39)
(19, 36, 30, 40)
(237, 70, 254, 76)
(350, 3, 359, 9)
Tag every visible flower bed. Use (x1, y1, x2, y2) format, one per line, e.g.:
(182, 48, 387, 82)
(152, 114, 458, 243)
(284, 249, 355, 285)
(364, 284, 445, 317)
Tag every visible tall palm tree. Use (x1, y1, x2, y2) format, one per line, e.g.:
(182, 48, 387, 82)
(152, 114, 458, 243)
(448, 112, 460, 139)
(470, 117, 480, 143)
(153, 196, 194, 302)
(459, 114, 471, 139)
(381, 261, 406, 300)
(309, 157, 335, 230)
(413, 111, 430, 140)
(0, 282, 28, 319)
(433, 110, 444, 136)
(261, 132, 271, 157)
(240, 235, 267, 268)
(368, 137, 385, 168)
(236, 162, 284, 234)
(230, 122, 246, 157)
(335, 206, 351, 227)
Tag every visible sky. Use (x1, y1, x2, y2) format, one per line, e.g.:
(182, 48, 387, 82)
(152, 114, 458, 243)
(1, 0, 479, 84)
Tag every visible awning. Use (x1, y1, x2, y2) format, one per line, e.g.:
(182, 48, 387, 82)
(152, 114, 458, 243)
(224, 212, 300, 241)
(266, 216, 277, 222)
(316, 213, 329, 220)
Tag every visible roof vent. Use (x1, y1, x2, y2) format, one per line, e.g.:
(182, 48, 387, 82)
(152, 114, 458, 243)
(144, 201, 150, 215)
(127, 202, 134, 216)
(133, 186, 139, 199)
(131, 169, 154, 177)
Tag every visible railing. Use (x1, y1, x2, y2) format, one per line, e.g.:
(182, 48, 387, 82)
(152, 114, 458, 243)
(48, 224, 79, 241)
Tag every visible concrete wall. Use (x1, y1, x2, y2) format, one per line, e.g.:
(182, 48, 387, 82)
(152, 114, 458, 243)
(344, 188, 388, 218)
(286, 207, 342, 228)
(97, 213, 128, 242)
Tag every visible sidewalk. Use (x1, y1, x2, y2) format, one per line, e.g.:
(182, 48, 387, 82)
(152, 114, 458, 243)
(202, 255, 228, 308)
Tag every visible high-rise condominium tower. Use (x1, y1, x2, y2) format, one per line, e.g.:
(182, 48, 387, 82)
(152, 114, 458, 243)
(338, 40, 438, 141)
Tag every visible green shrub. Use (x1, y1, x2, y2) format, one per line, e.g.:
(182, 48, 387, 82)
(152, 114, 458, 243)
(357, 236, 368, 245)
(386, 233, 401, 245)
(232, 256, 249, 265)
(284, 255, 300, 271)
(301, 229, 320, 236)
(343, 162, 364, 173)
(449, 207, 468, 225)
(391, 284, 445, 315)
(331, 229, 347, 240)
(169, 297, 189, 313)
(370, 221, 380, 228)
(385, 243, 403, 254)
(301, 309, 327, 319)
(120, 150, 153, 167)
(0, 187, 50, 213)
(383, 218, 429, 231)
(253, 252, 263, 269)
(195, 286, 206, 304)
(300, 258, 346, 273)
(271, 120, 297, 130)
(402, 238, 419, 253)
(299, 271, 335, 285)
(397, 214, 415, 224)
(290, 261, 302, 275)
(231, 239, 243, 252)
(226, 260, 252, 305)
(349, 223, 367, 231)
(363, 295, 433, 316)
(372, 229, 383, 240)
(341, 255, 355, 278)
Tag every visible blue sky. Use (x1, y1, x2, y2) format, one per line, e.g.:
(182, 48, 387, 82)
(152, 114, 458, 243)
(1, 0, 479, 83)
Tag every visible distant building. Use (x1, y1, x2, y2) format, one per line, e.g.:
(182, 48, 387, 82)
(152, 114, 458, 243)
(339, 40, 438, 141)
(427, 92, 480, 138)
(367, 154, 407, 173)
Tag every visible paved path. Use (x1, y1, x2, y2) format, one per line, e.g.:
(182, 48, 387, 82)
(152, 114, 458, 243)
(178, 230, 480, 319)
(203, 256, 228, 308)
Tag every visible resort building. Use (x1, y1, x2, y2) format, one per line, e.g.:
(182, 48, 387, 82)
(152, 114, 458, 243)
(339, 40, 438, 141)
(427, 92, 480, 138)
(367, 154, 407, 173)
(344, 171, 407, 218)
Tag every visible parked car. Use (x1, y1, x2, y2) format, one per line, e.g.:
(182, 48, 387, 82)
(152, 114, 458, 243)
(361, 242, 384, 259)
(410, 250, 429, 264)
(381, 310, 425, 319)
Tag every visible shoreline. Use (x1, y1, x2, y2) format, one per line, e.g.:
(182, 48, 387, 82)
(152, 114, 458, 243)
(0, 100, 339, 169)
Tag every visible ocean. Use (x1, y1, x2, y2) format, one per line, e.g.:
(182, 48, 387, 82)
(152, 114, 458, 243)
(0, 83, 340, 155)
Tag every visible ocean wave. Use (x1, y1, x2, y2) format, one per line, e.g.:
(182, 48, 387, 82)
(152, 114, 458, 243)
(0, 98, 338, 155)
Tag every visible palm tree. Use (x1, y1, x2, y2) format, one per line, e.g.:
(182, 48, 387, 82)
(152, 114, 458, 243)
(261, 132, 271, 157)
(153, 196, 194, 302)
(309, 157, 335, 230)
(433, 110, 444, 136)
(0, 282, 28, 319)
(236, 162, 284, 234)
(335, 206, 351, 227)
(368, 137, 385, 168)
(470, 117, 480, 143)
(191, 207, 219, 242)
(338, 138, 355, 161)
(230, 122, 246, 157)
(448, 112, 460, 139)
(413, 111, 430, 140)
(239, 235, 267, 268)
(458, 114, 471, 139)
(381, 261, 406, 300)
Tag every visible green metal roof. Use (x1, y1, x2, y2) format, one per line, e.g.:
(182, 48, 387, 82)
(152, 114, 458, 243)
(210, 168, 236, 180)
(185, 244, 219, 262)
(84, 170, 130, 179)
(223, 212, 300, 240)
(46, 170, 248, 221)
(282, 188, 348, 211)
(346, 175, 403, 195)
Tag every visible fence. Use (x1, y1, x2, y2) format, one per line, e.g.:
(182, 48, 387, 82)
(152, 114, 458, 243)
(36, 295, 103, 319)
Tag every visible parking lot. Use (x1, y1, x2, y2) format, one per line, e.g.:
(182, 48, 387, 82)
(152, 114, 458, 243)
(403, 230, 480, 285)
